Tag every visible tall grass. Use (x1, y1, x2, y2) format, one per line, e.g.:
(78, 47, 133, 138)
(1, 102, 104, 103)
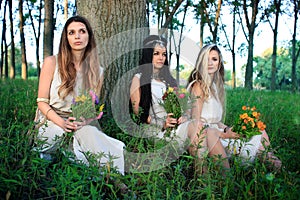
(0, 79, 299, 199)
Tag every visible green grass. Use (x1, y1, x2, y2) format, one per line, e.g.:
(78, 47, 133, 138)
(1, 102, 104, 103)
(0, 79, 299, 199)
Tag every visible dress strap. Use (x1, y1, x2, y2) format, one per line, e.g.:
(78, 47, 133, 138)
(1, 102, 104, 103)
(186, 80, 197, 92)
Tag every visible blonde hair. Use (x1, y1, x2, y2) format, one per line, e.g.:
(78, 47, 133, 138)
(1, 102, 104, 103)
(187, 44, 225, 116)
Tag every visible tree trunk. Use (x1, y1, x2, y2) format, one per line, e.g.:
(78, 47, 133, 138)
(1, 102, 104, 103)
(26, 0, 43, 77)
(245, 32, 254, 89)
(199, 0, 205, 48)
(243, 0, 260, 89)
(64, 0, 68, 21)
(43, 0, 54, 59)
(232, 3, 237, 88)
(270, 0, 281, 91)
(77, 0, 147, 108)
(8, 0, 15, 79)
(19, 0, 28, 80)
(0, 0, 8, 78)
(291, 0, 299, 92)
(27, 0, 43, 77)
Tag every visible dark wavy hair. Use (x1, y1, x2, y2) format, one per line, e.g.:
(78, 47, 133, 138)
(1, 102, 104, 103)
(131, 35, 177, 124)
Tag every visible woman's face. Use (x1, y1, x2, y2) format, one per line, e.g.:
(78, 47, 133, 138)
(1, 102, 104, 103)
(67, 22, 89, 51)
(207, 50, 220, 77)
(152, 44, 167, 71)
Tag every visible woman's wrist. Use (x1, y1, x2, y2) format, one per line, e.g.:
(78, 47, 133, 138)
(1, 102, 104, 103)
(219, 131, 225, 139)
(223, 126, 229, 133)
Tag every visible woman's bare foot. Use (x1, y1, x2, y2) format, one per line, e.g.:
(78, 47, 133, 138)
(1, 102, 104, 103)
(266, 152, 282, 171)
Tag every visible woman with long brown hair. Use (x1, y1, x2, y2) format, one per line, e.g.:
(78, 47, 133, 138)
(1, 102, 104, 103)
(34, 16, 125, 175)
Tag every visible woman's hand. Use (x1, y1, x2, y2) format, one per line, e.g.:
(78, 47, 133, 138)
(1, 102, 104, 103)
(64, 116, 93, 132)
(164, 113, 178, 129)
(64, 117, 77, 132)
(177, 115, 189, 125)
(222, 127, 239, 139)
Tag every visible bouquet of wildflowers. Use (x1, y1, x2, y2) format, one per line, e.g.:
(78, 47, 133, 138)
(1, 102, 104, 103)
(232, 105, 266, 142)
(159, 87, 191, 137)
(71, 90, 104, 121)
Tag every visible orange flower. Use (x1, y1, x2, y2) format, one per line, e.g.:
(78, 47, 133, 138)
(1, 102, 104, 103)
(240, 113, 248, 119)
(232, 105, 266, 141)
(257, 121, 266, 131)
(252, 111, 258, 118)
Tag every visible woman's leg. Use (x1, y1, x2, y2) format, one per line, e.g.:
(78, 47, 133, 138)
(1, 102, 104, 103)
(188, 123, 229, 175)
(206, 129, 230, 170)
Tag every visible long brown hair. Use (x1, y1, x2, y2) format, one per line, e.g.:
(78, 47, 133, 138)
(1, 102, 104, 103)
(57, 15, 101, 99)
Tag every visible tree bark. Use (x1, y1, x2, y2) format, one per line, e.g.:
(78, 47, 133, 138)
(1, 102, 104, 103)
(291, 0, 299, 92)
(43, 0, 54, 59)
(19, 0, 28, 80)
(202, 0, 222, 43)
(243, 0, 260, 89)
(64, 0, 68, 21)
(77, 0, 148, 108)
(269, 0, 282, 91)
(27, 0, 43, 77)
(0, 0, 8, 78)
(8, 0, 15, 79)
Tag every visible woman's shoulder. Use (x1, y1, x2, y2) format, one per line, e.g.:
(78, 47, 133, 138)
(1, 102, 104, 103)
(43, 55, 56, 63)
(189, 80, 204, 95)
(134, 73, 142, 79)
(41, 55, 57, 72)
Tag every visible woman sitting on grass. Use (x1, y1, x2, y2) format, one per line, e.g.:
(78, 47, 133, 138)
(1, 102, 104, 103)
(33, 15, 125, 175)
(187, 44, 282, 172)
(129, 35, 230, 173)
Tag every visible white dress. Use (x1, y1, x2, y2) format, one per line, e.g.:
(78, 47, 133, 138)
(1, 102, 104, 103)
(34, 57, 125, 174)
(192, 82, 262, 162)
(135, 74, 190, 149)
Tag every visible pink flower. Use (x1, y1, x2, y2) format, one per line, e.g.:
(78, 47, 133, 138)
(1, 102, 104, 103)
(178, 93, 185, 99)
(96, 112, 103, 120)
(89, 90, 99, 104)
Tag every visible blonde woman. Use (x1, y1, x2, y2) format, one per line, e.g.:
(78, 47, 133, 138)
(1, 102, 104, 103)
(187, 44, 281, 170)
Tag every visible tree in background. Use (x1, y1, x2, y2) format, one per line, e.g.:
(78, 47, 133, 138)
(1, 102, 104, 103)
(0, 0, 8, 78)
(26, 0, 43, 77)
(19, 0, 28, 80)
(194, 0, 223, 46)
(43, 0, 54, 58)
(240, 0, 261, 89)
(290, 0, 300, 92)
(221, 0, 241, 88)
(8, 0, 16, 78)
(254, 45, 300, 90)
(263, 0, 282, 91)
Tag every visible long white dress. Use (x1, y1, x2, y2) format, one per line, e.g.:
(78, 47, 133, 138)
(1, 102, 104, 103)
(191, 82, 262, 162)
(125, 74, 191, 173)
(34, 58, 125, 174)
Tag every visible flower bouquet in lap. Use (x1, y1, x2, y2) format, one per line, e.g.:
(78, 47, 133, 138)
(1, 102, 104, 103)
(229, 105, 266, 155)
